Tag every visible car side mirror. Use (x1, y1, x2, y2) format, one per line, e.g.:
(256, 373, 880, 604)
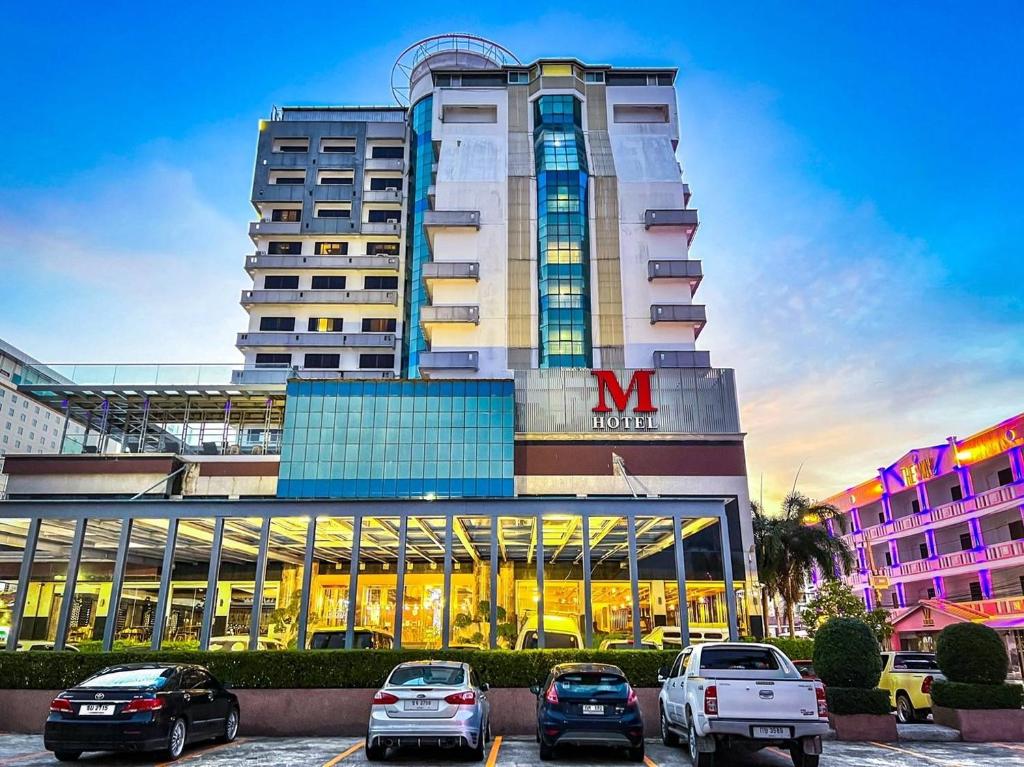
(221, 680, 233, 689)
(658, 665, 670, 679)
(657, 674, 667, 684)
(480, 682, 490, 692)
(530, 685, 540, 696)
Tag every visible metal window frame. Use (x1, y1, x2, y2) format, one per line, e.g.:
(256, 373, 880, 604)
(53, 517, 88, 651)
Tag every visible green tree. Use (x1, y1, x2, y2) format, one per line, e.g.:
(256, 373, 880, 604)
(753, 492, 855, 638)
(801, 580, 894, 645)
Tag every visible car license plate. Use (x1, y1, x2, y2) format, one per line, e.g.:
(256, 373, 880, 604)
(79, 704, 115, 716)
(752, 726, 789, 739)
(582, 704, 604, 715)
(405, 699, 438, 711)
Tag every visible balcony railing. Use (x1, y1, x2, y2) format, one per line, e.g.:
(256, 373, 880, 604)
(236, 332, 396, 349)
(249, 221, 301, 237)
(422, 261, 480, 281)
(653, 350, 711, 369)
(650, 305, 707, 336)
(253, 184, 307, 203)
(420, 305, 480, 325)
(314, 184, 356, 201)
(245, 254, 400, 272)
(240, 289, 398, 306)
(363, 189, 403, 203)
(364, 157, 405, 172)
(647, 259, 703, 292)
(871, 538, 1024, 582)
(361, 221, 402, 235)
(644, 208, 699, 244)
(418, 351, 480, 371)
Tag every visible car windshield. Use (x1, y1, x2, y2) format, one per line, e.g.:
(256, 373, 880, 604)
(700, 648, 782, 671)
(80, 668, 174, 689)
(555, 672, 628, 697)
(389, 666, 465, 687)
(894, 654, 939, 671)
(522, 631, 579, 649)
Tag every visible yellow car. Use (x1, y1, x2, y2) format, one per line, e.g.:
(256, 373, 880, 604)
(879, 651, 944, 723)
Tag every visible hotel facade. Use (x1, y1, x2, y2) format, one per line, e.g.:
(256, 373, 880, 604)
(825, 412, 1024, 667)
(0, 35, 758, 654)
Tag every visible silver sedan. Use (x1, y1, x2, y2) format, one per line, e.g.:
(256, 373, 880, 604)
(365, 660, 491, 761)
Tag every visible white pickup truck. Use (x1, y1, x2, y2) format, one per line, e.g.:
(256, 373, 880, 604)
(658, 642, 830, 767)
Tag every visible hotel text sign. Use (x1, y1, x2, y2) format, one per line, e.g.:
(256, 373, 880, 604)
(591, 370, 658, 431)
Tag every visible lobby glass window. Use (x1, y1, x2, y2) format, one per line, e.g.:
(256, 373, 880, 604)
(315, 242, 348, 255)
(401, 516, 446, 648)
(356, 516, 400, 639)
(255, 353, 291, 369)
(365, 276, 398, 290)
(268, 241, 301, 255)
(264, 275, 299, 290)
(369, 177, 402, 191)
(542, 515, 585, 646)
(304, 354, 340, 369)
(589, 517, 634, 644)
(18, 520, 74, 643)
(271, 209, 301, 222)
(212, 518, 264, 641)
(450, 516, 492, 648)
(635, 517, 681, 640)
(311, 276, 346, 290)
(161, 519, 214, 648)
(371, 146, 404, 159)
(261, 516, 309, 649)
(309, 517, 355, 636)
(116, 519, 171, 647)
(0, 519, 32, 642)
(367, 242, 399, 256)
(497, 516, 537, 648)
(359, 354, 395, 369)
(362, 318, 396, 333)
(681, 518, 730, 632)
(66, 519, 122, 646)
(308, 318, 344, 332)
(260, 317, 295, 332)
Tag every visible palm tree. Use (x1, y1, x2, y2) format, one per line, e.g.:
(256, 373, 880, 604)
(753, 492, 855, 637)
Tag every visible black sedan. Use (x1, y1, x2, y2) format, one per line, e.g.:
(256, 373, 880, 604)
(44, 663, 239, 762)
(531, 662, 644, 762)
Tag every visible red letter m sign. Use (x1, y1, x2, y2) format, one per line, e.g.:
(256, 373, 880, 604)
(591, 370, 658, 414)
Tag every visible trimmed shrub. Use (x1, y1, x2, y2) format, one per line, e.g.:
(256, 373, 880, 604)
(825, 687, 891, 716)
(0, 649, 679, 691)
(935, 623, 1008, 685)
(931, 680, 1023, 710)
(813, 617, 881, 689)
(751, 637, 815, 661)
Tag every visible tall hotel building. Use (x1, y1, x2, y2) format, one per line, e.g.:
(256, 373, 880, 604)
(825, 413, 1024, 667)
(0, 36, 758, 653)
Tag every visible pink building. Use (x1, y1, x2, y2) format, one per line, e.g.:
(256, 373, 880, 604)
(825, 413, 1024, 668)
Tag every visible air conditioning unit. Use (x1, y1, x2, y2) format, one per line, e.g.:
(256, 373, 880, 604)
(256, 250, 267, 256)
(386, 217, 399, 224)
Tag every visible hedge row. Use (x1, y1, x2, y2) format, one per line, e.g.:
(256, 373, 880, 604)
(931, 680, 1024, 711)
(825, 687, 891, 716)
(756, 637, 815, 660)
(0, 649, 681, 691)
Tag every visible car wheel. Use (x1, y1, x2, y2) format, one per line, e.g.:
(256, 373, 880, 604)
(539, 742, 555, 761)
(53, 752, 82, 762)
(661, 705, 680, 746)
(896, 693, 917, 724)
(628, 743, 645, 762)
(165, 719, 187, 761)
(688, 716, 714, 767)
(789, 745, 820, 767)
(365, 735, 387, 762)
(217, 707, 240, 743)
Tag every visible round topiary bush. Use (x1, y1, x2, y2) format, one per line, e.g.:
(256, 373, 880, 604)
(935, 623, 1008, 684)
(812, 617, 882, 689)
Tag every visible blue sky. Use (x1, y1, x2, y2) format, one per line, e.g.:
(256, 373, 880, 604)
(1, 2, 1021, 507)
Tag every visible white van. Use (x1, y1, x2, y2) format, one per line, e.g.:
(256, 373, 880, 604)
(514, 615, 584, 649)
(643, 625, 727, 649)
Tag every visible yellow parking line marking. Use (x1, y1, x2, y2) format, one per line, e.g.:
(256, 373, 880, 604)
(643, 755, 659, 767)
(0, 751, 50, 766)
(486, 735, 503, 767)
(321, 740, 365, 767)
(869, 741, 966, 767)
(155, 738, 247, 767)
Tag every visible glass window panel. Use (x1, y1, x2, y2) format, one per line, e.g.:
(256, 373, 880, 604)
(162, 518, 214, 648)
(356, 516, 399, 641)
(67, 518, 122, 649)
(450, 516, 492, 648)
(680, 518, 738, 637)
(116, 519, 171, 648)
(20, 521, 75, 643)
(542, 514, 584, 647)
(212, 517, 263, 643)
(261, 516, 308, 649)
(0, 518, 31, 647)
(309, 517, 354, 641)
(635, 517, 680, 644)
(588, 517, 634, 646)
(400, 516, 445, 648)
(499, 515, 537, 648)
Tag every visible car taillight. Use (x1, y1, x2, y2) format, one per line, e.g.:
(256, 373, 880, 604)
(444, 690, 477, 705)
(122, 697, 163, 714)
(545, 685, 559, 705)
(372, 690, 399, 706)
(49, 698, 73, 713)
(704, 685, 718, 716)
(626, 685, 638, 708)
(816, 683, 828, 718)
(922, 675, 933, 695)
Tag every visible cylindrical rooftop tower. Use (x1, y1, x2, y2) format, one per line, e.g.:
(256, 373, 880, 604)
(391, 33, 521, 106)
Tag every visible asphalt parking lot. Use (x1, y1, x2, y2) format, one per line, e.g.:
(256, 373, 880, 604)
(2, 734, 1024, 767)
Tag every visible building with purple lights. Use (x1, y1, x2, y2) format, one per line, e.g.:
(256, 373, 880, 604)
(825, 412, 1024, 669)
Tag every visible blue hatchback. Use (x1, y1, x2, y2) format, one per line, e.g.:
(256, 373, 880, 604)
(532, 662, 644, 762)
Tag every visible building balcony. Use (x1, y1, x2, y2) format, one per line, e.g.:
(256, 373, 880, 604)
(650, 304, 707, 337)
(653, 350, 711, 369)
(316, 153, 358, 169)
(253, 184, 307, 203)
(420, 305, 480, 336)
(418, 350, 480, 372)
(307, 217, 357, 234)
(422, 261, 480, 298)
(648, 259, 703, 295)
(249, 221, 301, 238)
(872, 538, 1024, 584)
(365, 157, 405, 172)
(644, 208, 699, 244)
(361, 221, 402, 235)
(423, 209, 481, 249)
(236, 332, 396, 350)
(363, 189, 403, 203)
(314, 184, 356, 201)
(230, 367, 396, 384)
(245, 254, 400, 273)
(682, 183, 692, 207)
(240, 289, 398, 307)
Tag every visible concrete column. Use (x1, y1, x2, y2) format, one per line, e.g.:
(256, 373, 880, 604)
(878, 469, 894, 522)
(916, 482, 930, 512)
(1010, 446, 1024, 482)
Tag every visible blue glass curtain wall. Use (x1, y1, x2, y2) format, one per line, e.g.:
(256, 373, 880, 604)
(402, 96, 435, 378)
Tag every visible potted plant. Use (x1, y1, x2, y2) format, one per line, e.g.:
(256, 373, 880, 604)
(931, 622, 1024, 741)
(812, 617, 896, 741)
